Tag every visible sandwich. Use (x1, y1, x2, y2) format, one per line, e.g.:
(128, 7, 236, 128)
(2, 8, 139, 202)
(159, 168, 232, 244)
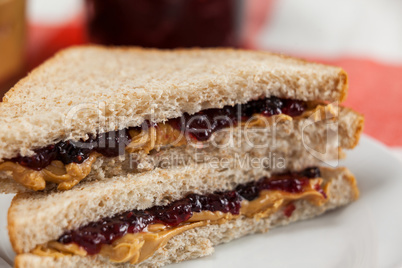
(0, 47, 364, 267)
(0, 47, 363, 193)
(9, 164, 358, 267)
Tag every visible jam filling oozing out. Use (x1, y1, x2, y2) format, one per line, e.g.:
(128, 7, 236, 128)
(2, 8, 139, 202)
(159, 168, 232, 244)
(9, 97, 306, 171)
(56, 167, 321, 255)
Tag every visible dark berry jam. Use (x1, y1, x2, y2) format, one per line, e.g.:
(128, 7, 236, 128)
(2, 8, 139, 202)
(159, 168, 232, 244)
(9, 97, 306, 170)
(58, 191, 242, 255)
(171, 97, 306, 141)
(283, 203, 296, 217)
(57, 167, 321, 255)
(10, 129, 131, 171)
(235, 167, 321, 201)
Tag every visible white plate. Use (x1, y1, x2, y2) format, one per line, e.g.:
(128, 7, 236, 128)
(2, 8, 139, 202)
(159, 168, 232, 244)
(1, 135, 401, 268)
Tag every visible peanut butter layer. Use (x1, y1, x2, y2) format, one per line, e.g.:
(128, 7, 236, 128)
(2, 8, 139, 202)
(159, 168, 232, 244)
(30, 177, 350, 265)
(0, 103, 337, 191)
(126, 123, 187, 154)
(0, 153, 99, 191)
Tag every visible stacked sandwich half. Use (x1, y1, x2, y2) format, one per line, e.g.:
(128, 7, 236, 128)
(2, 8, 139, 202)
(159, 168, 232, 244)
(0, 47, 364, 267)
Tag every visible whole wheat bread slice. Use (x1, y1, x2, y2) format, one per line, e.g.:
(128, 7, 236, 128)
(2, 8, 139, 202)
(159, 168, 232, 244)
(11, 167, 358, 268)
(0, 46, 348, 160)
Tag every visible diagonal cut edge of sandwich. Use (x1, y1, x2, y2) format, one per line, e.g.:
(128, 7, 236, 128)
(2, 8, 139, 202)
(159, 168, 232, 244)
(0, 46, 363, 193)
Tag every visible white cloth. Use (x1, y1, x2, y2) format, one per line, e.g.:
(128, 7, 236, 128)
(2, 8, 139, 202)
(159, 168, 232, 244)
(391, 148, 402, 164)
(256, 0, 402, 64)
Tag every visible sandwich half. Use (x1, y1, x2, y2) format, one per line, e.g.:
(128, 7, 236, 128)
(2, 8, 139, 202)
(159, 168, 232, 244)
(0, 47, 363, 193)
(9, 164, 359, 268)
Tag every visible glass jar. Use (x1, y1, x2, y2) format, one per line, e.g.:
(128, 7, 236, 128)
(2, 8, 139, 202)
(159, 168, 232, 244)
(85, 0, 243, 48)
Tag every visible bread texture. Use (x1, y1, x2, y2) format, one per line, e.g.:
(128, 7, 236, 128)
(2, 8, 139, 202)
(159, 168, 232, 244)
(0, 46, 348, 160)
(0, 105, 363, 194)
(12, 167, 358, 268)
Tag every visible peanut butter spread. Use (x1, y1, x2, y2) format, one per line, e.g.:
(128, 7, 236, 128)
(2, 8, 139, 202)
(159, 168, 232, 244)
(0, 153, 99, 191)
(31, 178, 339, 264)
(0, 104, 336, 191)
(126, 124, 187, 154)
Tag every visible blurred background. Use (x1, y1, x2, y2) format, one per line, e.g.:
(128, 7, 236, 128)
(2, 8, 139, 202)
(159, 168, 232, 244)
(0, 0, 401, 153)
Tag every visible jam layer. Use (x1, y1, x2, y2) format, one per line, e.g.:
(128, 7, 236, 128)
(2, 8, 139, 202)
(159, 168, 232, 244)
(170, 97, 306, 141)
(55, 167, 321, 255)
(9, 129, 132, 171)
(7, 97, 306, 171)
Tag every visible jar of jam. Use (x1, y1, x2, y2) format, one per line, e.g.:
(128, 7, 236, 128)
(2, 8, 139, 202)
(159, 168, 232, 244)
(85, 0, 243, 48)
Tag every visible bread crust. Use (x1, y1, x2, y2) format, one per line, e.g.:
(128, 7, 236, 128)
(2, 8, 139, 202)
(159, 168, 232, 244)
(339, 107, 364, 148)
(12, 166, 358, 268)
